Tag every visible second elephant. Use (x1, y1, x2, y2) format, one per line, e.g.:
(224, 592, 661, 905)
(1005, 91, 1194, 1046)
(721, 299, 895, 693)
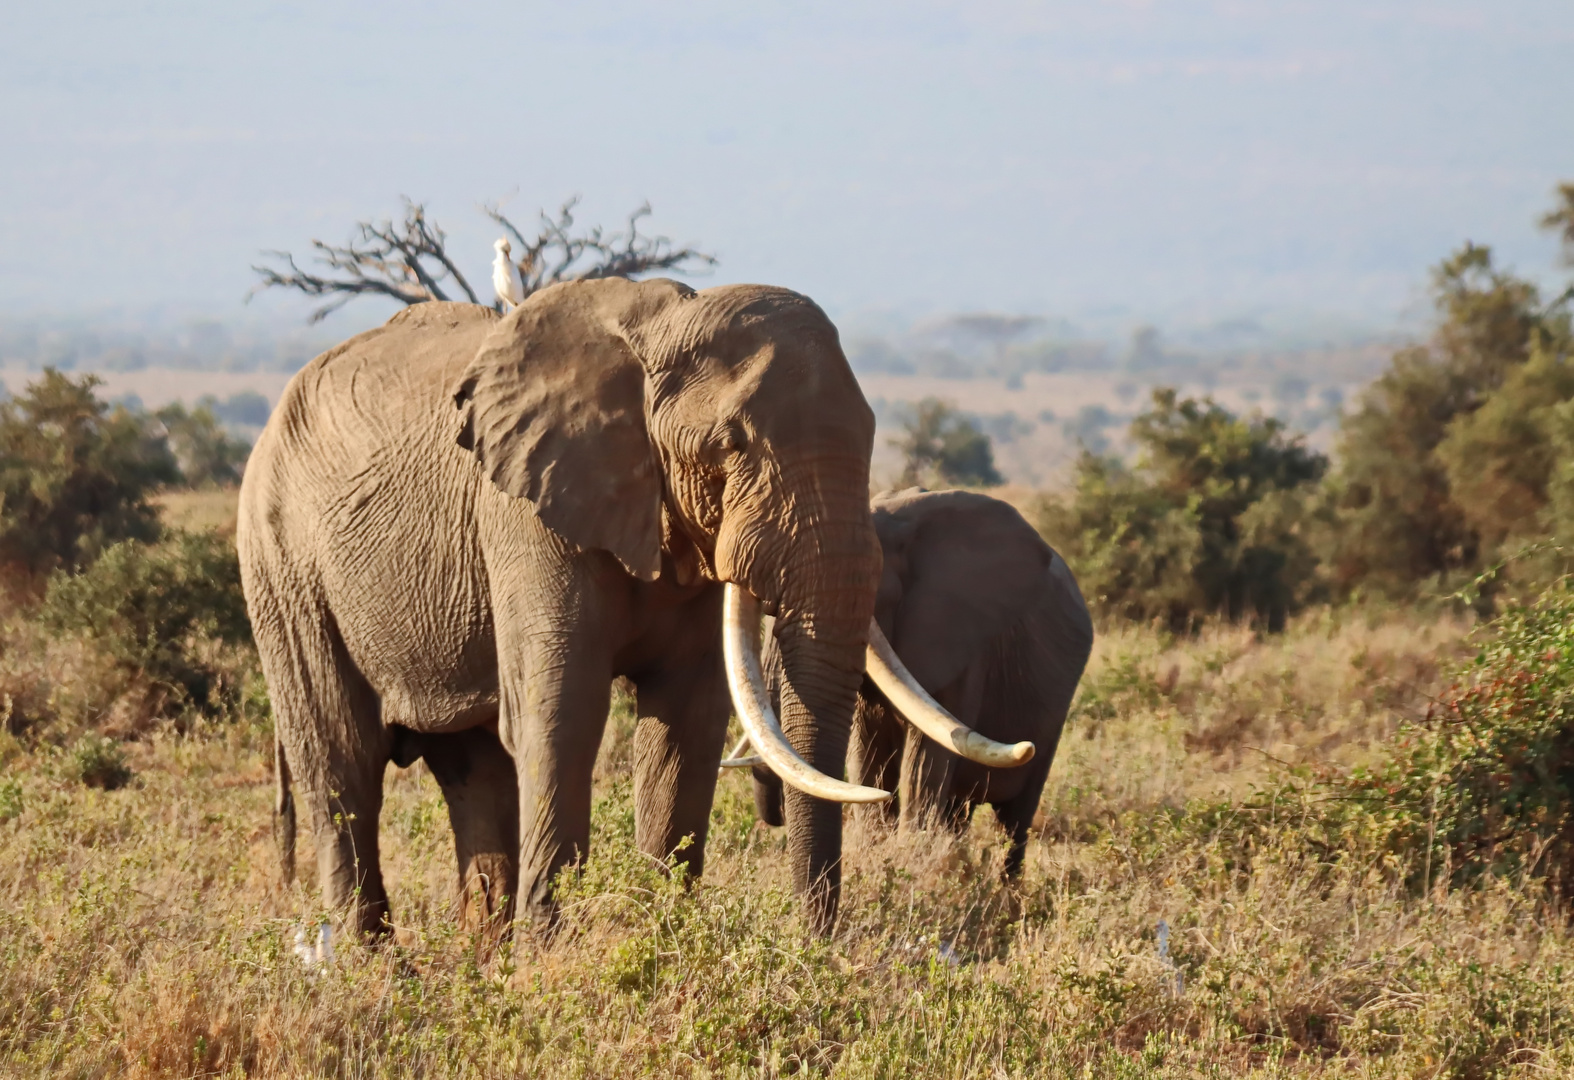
(754, 489, 1094, 875)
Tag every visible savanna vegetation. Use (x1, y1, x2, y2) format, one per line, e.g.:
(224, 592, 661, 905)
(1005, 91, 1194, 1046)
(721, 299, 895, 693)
(10, 530, 1574, 1076)
(5, 186, 1574, 1076)
(1028, 183, 1574, 632)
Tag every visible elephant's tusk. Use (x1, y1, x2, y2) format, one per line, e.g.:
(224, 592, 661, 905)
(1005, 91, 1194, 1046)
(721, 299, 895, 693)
(721, 585, 892, 804)
(865, 621, 1035, 768)
(718, 735, 763, 772)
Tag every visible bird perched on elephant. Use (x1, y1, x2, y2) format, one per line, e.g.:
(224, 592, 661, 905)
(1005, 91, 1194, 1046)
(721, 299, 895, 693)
(750, 488, 1093, 877)
(238, 279, 1019, 940)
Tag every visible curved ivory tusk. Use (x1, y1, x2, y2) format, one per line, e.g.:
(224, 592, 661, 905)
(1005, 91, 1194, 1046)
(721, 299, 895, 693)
(722, 585, 892, 804)
(865, 621, 1036, 768)
(718, 735, 763, 772)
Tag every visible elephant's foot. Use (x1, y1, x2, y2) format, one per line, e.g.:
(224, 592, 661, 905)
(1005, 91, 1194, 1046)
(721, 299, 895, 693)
(347, 892, 394, 940)
(320, 845, 393, 941)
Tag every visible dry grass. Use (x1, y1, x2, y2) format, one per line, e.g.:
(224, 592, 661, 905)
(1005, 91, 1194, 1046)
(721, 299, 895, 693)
(4, 608, 1574, 1077)
(1044, 610, 1475, 839)
(152, 489, 240, 535)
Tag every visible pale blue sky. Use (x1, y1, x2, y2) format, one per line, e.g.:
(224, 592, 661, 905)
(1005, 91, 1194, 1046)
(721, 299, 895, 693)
(3, 1, 1571, 336)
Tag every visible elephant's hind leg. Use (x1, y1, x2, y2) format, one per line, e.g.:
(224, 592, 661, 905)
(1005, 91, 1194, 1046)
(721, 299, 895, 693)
(402, 725, 520, 946)
(250, 576, 391, 937)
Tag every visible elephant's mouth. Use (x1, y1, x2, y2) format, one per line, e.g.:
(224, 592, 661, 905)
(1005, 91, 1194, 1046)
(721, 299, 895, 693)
(719, 584, 1034, 799)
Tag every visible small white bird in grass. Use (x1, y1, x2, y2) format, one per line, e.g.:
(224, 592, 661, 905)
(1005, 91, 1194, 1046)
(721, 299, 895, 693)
(492, 237, 524, 311)
(293, 921, 334, 973)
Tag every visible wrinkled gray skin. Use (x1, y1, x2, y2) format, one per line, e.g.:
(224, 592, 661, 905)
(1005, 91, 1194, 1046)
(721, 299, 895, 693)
(755, 489, 1093, 876)
(238, 278, 881, 939)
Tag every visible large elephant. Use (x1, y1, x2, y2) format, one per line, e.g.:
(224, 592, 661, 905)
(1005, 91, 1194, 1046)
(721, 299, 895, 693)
(751, 489, 1093, 876)
(238, 279, 1013, 938)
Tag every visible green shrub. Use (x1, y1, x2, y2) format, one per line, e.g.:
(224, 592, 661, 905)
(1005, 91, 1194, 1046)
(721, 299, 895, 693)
(890, 398, 1004, 488)
(0, 369, 179, 576)
(1435, 342, 1574, 552)
(1327, 241, 1573, 598)
(0, 776, 20, 821)
(39, 530, 251, 713)
(1340, 582, 1574, 888)
(1037, 388, 1326, 631)
(65, 733, 132, 790)
(155, 401, 250, 488)
(1164, 584, 1574, 892)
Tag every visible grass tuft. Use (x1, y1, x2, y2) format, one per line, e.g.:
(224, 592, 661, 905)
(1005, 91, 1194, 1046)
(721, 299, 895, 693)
(63, 733, 133, 790)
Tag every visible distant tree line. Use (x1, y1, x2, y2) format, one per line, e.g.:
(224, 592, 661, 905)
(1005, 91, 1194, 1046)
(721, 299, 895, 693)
(0, 318, 335, 374)
(1033, 184, 1574, 628)
(900, 183, 1574, 631)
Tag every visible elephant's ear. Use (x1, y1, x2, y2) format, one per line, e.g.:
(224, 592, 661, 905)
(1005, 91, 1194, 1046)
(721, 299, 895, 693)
(452, 278, 692, 581)
(888, 492, 1052, 694)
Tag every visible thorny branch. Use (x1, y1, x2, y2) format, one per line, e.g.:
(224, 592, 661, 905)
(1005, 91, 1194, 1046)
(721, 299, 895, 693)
(484, 198, 717, 301)
(251, 195, 716, 323)
(250, 200, 479, 323)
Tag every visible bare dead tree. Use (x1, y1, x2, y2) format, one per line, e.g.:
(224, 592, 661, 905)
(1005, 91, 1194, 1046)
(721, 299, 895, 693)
(484, 197, 717, 299)
(250, 199, 480, 323)
(252, 195, 716, 323)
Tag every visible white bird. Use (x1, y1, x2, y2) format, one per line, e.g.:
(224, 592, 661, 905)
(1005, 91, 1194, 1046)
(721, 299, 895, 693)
(293, 921, 334, 973)
(492, 237, 524, 311)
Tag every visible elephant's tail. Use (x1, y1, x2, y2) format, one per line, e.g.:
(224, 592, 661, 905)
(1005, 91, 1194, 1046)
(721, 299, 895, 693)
(274, 735, 297, 885)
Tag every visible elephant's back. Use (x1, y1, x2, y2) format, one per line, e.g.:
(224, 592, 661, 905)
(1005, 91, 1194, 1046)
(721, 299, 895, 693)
(260, 302, 499, 469)
(242, 303, 498, 529)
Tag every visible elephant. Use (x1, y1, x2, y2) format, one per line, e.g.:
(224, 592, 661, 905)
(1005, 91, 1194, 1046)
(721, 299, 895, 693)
(749, 488, 1094, 877)
(238, 279, 1017, 939)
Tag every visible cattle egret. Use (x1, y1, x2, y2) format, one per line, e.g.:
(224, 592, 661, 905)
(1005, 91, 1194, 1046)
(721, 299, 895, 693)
(492, 238, 524, 311)
(293, 921, 334, 973)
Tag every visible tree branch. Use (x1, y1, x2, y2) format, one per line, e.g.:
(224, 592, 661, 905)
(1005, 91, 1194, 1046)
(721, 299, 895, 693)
(483, 197, 717, 300)
(250, 198, 479, 321)
(254, 194, 716, 322)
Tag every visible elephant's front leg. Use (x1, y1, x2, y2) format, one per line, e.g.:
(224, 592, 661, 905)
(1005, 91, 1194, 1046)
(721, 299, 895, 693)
(631, 650, 730, 878)
(500, 629, 614, 929)
(900, 667, 983, 834)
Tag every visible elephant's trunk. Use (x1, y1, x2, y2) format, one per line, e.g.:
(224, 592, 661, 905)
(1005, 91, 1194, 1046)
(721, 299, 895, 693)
(773, 520, 880, 932)
(773, 618, 869, 935)
(715, 454, 882, 934)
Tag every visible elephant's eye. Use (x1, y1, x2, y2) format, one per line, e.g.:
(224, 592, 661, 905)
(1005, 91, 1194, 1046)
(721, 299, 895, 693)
(708, 419, 748, 461)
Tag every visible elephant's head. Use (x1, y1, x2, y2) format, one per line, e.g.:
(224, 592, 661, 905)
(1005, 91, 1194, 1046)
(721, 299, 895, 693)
(451, 277, 1008, 931)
